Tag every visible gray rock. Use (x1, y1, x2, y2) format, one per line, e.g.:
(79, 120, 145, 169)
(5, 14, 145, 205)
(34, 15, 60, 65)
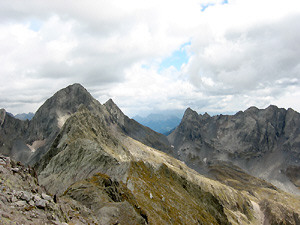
(29, 200, 35, 206)
(35, 199, 48, 209)
(0, 108, 5, 126)
(19, 191, 32, 202)
(0, 194, 8, 203)
(10, 195, 18, 203)
(33, 194, 42, 202)
(0, 165, 6, 174)
(41, 193, 52, 201)
(168, 105, 300, 195)
(0, 158, 6, 165)
(14, 200, 27, 207)
(11, 168, 20, 173)
(1, 211, 11, 219)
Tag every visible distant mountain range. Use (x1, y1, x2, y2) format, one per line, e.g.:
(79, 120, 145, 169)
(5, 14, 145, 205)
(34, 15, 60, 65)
(133, 114, 181, 134)
(0, 83, 299, 224)
(14, 112, 35, 120)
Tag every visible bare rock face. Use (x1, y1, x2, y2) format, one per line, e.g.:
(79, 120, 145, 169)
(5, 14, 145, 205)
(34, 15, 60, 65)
(168, 105, 300, 194)
(1, 83, 300, 224)
(0, 109, 31, 163)
(0, 83, 171, 165)
(104, 99, 171, 153)
(26, 83, 109, 165)
(35, 105, 300, 225)
(0, 109, 5, 126)
(0, 154, 101, 224)
(0, 84, 104, 165)
(35, 109, 232, 224)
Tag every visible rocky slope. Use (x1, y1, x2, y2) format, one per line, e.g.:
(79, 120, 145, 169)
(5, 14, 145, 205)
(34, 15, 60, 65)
(35, 105, 300, 224)
(0, 109, 32, 163)
(168, 106, 300, 195)
(1, 83, 300, 224)
(104, 99, 172, 153)
(0, 83, 170, 165)
(0, 154, 106, 224)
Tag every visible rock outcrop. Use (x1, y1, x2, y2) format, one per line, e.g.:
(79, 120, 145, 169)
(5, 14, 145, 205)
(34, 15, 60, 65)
(104, 99, 172, 153)
(1, 83, 300, 224)
(0, 154, 103, 224)
(36, 104, 300, 224)
(0, 83, 170, 165)
(0, 109, 5, 126)
(168, 105, 300, 194)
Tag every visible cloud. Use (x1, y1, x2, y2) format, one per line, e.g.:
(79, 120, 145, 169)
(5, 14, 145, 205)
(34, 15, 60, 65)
(0, 0, 300, 116)
(184, 0, 300, 112)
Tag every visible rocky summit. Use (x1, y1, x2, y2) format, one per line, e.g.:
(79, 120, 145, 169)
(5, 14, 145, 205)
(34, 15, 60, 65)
(168, 105, 300, 195)
(1, 83, 300, 224)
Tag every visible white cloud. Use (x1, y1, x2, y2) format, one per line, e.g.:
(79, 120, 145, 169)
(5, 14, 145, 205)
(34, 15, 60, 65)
(0, 0, 300, 116)
(185, 0, 300, 112)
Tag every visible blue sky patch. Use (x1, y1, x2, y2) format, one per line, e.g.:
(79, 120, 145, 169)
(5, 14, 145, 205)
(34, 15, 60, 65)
(29, 19, 42, 32)
(159, 42, 191, 71)
(201, 0, 228, 12)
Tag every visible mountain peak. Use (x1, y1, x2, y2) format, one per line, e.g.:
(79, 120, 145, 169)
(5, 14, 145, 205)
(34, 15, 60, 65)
(55, 83, 90, 98)
(202, 112, 210, 120)
(26, 83, 100, 160)
(182, 107, 198, 121)
(104, 98, 121, 114)
(104, 98, 125, 125)
(266, 104, 279, 111)
(105, 98, 117, 107)
(36, 83, 94, 115)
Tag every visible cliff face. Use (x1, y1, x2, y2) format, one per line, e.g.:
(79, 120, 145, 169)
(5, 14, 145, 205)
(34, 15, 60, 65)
(104, 99, 171, 153)
(0, 84, 170, 165)
(168, 105, 300, 194)
(35, 106, 300, 225)
(1, 84, 300, 224)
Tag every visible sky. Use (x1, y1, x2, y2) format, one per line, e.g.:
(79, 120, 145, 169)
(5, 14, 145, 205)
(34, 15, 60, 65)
(1, 0, 300, 117)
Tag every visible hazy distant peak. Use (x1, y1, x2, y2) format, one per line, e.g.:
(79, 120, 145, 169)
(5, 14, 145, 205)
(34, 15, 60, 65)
(14, 112, 34, 121)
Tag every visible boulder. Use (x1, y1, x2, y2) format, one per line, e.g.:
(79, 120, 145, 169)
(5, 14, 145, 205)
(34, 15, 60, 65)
(14, 200, 27, 207)
(41, 193, 52, 201)
(19, 191, 32, 202)
(35, 199, 48, 209)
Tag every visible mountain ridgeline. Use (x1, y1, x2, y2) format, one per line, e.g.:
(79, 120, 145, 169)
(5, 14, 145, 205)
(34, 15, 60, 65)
(168, 106, 300, 195)
(0, 83, 300, 224)
(0, 84, 170, 165)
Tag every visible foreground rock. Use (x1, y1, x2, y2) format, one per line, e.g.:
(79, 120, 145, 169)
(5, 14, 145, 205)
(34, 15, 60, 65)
(0, 154, 103, 224)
